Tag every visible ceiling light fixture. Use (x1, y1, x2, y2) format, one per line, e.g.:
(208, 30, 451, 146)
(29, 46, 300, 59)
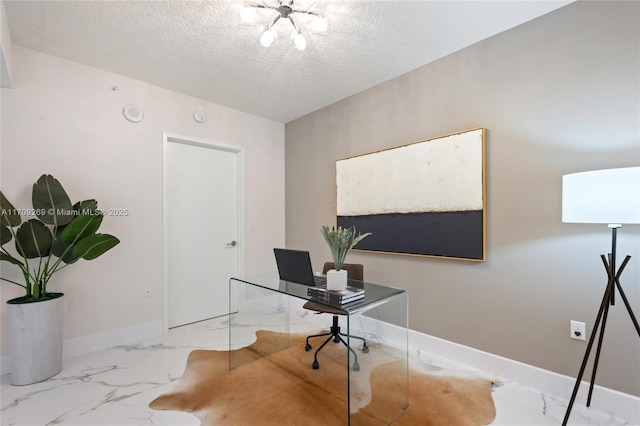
(241, 0, 327, 51)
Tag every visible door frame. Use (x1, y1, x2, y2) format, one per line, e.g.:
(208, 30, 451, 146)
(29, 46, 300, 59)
(162, 132, 245, 332)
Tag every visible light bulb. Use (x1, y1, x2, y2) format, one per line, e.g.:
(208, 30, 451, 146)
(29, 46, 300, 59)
(313, 16, 328, 32)
(240, 6, 256, 24)
(260, 28, 276, 47)
(297, 0, 316, 8)
(294, 31, 307, 50)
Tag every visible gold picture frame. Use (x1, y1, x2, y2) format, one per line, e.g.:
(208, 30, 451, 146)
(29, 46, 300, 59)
(336, 127, 486, 261)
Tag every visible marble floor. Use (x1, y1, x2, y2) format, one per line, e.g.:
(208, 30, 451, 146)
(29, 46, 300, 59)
(0, 310, 635, 426)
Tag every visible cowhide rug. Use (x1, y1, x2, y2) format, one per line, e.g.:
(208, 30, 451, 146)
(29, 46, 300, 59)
(150, 330, 496, 425)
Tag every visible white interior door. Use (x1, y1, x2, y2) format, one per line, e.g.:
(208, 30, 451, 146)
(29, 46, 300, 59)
(164, 135, 242, 329)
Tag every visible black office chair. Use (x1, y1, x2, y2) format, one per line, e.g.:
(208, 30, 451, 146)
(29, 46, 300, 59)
(303, 262, 369, 371)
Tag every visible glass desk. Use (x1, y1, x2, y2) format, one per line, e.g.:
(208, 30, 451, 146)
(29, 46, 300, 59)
(229, 272, 408, 425)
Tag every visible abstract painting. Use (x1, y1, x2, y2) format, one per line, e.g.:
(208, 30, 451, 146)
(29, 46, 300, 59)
(336, 128, 486, 261)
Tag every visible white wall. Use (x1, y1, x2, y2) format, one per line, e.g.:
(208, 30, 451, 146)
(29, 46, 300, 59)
(0, 1, 13, 88)
(0, 46, 285, 356)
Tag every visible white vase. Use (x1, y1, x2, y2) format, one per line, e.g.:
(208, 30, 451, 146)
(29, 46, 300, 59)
(326, 269, 348, 291)
(7, 293, 64, 385)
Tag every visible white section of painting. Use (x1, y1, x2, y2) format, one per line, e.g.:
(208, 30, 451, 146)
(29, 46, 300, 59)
(337, 129, 483, 216)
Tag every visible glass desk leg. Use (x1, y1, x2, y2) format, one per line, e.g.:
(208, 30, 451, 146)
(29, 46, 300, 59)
(229, 278, 290, 369)
(348, 292, 409, 425)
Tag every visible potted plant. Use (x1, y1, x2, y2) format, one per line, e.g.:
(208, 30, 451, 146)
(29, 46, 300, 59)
(320, 225, 371, 290)
(1, 174, 119, 385)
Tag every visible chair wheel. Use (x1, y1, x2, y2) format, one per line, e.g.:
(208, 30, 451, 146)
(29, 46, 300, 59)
(353, 362, 360, 372)
(362, 346, 369, 354)
(312, 360, 319, 369)
(305, 343, 312, 351)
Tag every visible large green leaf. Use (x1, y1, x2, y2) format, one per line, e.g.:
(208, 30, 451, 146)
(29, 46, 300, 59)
(74, 234, 120, 260)
(51, 226, 80, 264)
(32, 174, 74, 227)
(60, 213, 103, 244)
(0, 252, 23, 266)
(0, 191, 22, 227)
(1, 224, 12, 246)
(74, 199, 98, 215)
(15, 219, 53, 259)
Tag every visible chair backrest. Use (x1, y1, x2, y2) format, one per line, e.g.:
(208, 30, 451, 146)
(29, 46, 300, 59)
(322, 262, 364, 281)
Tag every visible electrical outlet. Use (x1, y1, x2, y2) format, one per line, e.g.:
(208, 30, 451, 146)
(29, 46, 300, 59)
(571, 320, 586, 341)
(144, 285, 152, 298)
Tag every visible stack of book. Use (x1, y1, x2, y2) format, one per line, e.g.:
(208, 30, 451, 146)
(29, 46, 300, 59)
(307, 285, 365, 305)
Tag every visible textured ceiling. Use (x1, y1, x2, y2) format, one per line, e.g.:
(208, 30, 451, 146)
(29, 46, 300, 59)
(4, 0, 572, 123)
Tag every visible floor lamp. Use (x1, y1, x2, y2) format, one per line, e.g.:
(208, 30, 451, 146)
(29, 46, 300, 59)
(561, 166, 640, 425)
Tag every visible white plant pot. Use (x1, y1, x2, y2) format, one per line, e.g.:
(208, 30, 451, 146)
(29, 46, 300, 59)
(326, 269, 348, 291)
(7, 293, 64, 385)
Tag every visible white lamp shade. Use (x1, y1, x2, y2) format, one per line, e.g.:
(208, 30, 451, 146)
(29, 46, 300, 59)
(562, 167, 640, 224)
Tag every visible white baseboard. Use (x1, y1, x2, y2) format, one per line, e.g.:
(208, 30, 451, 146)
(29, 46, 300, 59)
(408, 329, 640, 425)
(1, 320, 164, 376)
(297, 300, 639, 424)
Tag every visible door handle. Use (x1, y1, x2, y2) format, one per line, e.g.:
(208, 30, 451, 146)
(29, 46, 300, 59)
(226, 240, 237, 247)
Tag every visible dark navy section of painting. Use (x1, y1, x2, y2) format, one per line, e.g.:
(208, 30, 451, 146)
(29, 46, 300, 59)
(338, 210, 483, 260)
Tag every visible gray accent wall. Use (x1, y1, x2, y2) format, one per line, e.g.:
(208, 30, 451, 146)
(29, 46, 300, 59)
(285, 1, 640, 396)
